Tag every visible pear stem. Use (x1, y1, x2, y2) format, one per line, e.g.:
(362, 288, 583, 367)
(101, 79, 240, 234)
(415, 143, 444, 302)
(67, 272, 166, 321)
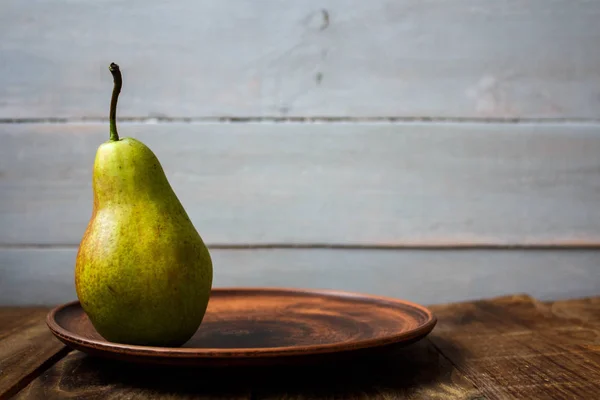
(109, 63, 122, 141)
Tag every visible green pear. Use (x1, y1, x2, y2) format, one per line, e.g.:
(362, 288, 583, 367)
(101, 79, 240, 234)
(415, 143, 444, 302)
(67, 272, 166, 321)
(75, 63, 213, 347)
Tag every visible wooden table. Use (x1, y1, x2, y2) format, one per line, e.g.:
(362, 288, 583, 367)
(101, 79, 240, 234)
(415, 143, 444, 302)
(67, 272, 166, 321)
(1, 294, 598, 399)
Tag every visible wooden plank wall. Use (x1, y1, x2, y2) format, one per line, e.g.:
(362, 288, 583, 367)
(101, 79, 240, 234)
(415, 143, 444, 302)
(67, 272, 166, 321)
(1, 1, 599, 305)
(2, 0, 600, 119)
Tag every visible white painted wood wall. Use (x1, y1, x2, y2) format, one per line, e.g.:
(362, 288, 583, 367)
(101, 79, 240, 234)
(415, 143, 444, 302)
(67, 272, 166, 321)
(1, 1, 599, 305)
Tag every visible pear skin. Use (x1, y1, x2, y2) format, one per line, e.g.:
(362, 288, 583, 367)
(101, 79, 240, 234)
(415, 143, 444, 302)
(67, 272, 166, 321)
(75, 63, 213, 347)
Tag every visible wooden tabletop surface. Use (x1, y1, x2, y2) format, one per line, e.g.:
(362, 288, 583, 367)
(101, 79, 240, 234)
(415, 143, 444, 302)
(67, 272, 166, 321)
(1, 294, 598, 400)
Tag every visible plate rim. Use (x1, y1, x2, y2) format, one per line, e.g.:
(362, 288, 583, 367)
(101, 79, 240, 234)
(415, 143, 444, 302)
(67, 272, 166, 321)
(47, 287, 437, 359)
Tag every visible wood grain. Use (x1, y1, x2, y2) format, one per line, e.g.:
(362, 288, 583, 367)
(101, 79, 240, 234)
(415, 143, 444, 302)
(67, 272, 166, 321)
(15, 335, 481, 400)
(7, 297, 600, 399)
(3, 122, 600, 246)
(1, 1, 600, 119)
(428, 295, 600, 399)
(0, 307, 68, 400)
(543, 297, 600, 333)
(2, 247, 600, 306)
(14, 351, 252, 400)
(252, 339, 483, 400)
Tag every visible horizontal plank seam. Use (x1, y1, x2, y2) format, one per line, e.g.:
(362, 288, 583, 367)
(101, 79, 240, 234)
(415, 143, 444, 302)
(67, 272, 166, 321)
(3, 243, 600, 250)
(3, 117, 600, 125)
(1, 347, 72, 400)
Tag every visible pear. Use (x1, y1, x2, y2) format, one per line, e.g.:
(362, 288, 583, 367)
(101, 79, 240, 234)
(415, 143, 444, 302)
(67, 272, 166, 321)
(75, 63, 213, 347)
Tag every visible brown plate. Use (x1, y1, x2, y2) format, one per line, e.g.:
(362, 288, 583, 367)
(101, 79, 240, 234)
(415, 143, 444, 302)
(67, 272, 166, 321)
(47, 287, 437, 366)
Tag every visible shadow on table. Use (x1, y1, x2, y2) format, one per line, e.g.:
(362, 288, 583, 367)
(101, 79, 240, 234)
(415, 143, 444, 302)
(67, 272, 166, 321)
(51, 338, 471, 398)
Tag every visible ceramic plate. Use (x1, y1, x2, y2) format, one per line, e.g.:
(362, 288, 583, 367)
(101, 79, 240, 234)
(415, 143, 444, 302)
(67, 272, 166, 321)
(47, 287, 437, 366)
